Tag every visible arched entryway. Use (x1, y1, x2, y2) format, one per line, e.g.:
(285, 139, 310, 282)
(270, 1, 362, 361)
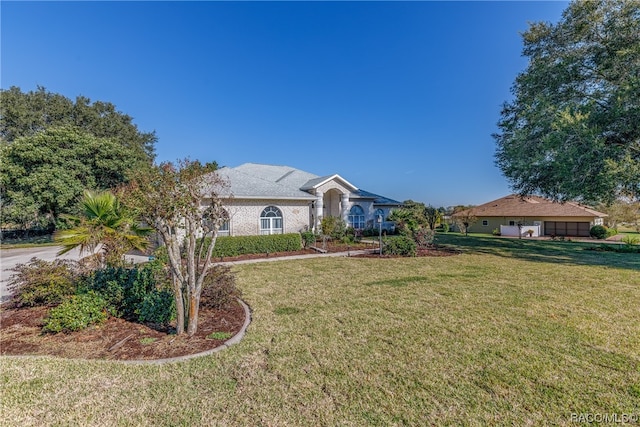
(323, 188, 343, 218)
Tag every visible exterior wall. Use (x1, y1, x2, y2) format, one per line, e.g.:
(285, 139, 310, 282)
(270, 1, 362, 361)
(222, 198, 312, 236)
(367, 206, 397, 232)
(466, 216, 602, 235)
(500, 225, 540, 237)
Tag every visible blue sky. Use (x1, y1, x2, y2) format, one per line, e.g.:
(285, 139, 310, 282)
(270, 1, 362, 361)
(1, 1, 569, 207)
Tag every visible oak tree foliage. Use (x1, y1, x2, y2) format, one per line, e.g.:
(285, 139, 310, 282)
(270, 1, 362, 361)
(0, 87, 156, 230)
(494, 0, 640, 204)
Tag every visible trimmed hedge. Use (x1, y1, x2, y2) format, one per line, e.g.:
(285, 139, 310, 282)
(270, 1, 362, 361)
(205, 233, 303, 258)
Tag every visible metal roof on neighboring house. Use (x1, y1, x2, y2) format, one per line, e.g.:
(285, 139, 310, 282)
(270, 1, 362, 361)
(451, 194, 608, 218)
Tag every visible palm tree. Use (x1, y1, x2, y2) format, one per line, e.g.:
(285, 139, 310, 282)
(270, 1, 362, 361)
(55, 191, 151, 267)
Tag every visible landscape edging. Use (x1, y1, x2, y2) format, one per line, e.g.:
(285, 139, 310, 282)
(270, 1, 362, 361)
(121, 297, 252, 365)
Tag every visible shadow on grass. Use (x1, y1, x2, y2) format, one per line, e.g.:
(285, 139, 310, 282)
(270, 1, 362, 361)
(437, 234, 640, 271)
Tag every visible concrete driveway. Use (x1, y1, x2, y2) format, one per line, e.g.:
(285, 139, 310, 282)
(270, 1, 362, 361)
(0, 246, 150, 302)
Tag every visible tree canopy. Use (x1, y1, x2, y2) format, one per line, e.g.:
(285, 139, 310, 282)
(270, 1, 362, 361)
(494, 0, 640, 204)
(0, 86, 156, 157)
(0, 87, 156, 230)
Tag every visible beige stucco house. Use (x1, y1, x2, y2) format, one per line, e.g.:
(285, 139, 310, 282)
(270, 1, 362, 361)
(212, 163, 401, 236)
(451, 194, 607, 237)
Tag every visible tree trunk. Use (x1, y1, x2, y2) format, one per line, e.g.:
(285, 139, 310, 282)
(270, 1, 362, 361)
(186, 291, 200, 336)
(173, 276, 185, 335)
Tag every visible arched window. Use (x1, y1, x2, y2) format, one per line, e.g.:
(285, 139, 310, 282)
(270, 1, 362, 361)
(374, 208, 385, 222)
(348, 205, 365, 230)
(260, 206, 283, 235)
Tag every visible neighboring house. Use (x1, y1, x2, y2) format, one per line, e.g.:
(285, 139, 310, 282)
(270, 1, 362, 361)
(211, 163, 402, 236)
(451, 194, 607, 237)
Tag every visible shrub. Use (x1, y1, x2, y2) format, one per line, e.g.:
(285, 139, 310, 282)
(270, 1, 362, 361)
(622, 234, 640, 246)
(204, 233, 303, 258)
(42, 292, 107, 333)
(382, 236, 417, 257)
(138, 289, 175, 326)
(8, 258, 79, 308)
(606, 227, 618, 238)
(590, 225, 608, 239)
(300, 231, 317, 248)
(321, 216, 347, 240)
(200, 265, 241, 309)
(80, 265, 159, 320)
(441, 223, 450, 233)
(414, 228, 436, 248)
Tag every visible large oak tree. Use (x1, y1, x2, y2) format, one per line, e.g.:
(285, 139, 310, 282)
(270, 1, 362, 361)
(494, 0, 640, 204)
(0, 87, 156, 230)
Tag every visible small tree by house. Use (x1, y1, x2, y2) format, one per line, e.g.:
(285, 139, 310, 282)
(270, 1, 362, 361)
(122, 159, 229, 336)
(453, 210, 478, 236)
(424, 205, 442, 230)
(387, 200, 427, 238)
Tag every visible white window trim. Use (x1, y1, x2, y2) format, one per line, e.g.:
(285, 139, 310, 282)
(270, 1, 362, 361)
(260, 206, 283, 235)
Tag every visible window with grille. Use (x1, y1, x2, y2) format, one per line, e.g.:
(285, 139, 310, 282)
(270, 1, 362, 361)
(348, 205, 365, 230)
(260, 206, 283, 235)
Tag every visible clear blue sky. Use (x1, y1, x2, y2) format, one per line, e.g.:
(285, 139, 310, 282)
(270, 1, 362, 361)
(2, 1, 569, 207)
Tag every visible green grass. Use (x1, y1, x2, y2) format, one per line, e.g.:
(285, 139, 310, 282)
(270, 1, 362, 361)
(206, 331, 233, 340)
(1, 235, 639, 426)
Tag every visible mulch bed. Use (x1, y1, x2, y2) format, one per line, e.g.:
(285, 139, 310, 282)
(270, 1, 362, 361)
(0, 302, 246, 361)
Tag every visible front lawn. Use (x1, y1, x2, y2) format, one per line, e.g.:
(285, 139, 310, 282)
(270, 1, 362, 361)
(1, 236, 638, 425)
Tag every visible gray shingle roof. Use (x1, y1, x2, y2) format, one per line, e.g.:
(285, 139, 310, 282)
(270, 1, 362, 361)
(215, 163, 318, 200)
(211, 163, 402, 206)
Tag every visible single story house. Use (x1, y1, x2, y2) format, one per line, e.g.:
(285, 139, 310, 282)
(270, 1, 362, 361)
(211, 163, 402, 236)
(451, 194, 607, 237)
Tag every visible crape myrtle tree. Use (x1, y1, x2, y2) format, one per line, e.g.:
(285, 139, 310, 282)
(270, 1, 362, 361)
(121, 159, 229, 336)
(451, 206, 478, 236)
(494, 0, 640, 204)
